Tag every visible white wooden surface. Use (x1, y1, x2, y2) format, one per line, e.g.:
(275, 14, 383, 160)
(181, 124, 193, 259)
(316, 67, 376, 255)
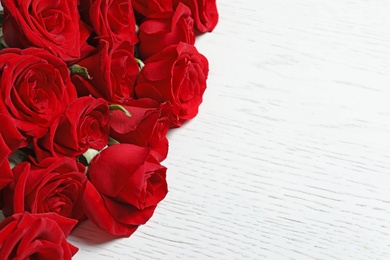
(7, 0, 390, 259)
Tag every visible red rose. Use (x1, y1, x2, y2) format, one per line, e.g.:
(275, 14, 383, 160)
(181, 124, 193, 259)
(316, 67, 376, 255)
(138, 3, 195, 60)
(79, 0, 138, 46)
(72, 40, 139, 104)
(110, 98, 171, 161)
(33, 96, 110, 160)
(173, 0, 218, 33)
(1, 157, 87, 221)
(0, 48, 77, 140)
(136, 42, 209, 127)
(0, 212, 78, 259)
(83, 144, 168, 236)
(131, 0, 173, 19)
(1, 0, 90, 62)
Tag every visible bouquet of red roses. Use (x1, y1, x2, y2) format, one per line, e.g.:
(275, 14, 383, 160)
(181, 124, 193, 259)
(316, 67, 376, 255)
(0, 0, 218, 258)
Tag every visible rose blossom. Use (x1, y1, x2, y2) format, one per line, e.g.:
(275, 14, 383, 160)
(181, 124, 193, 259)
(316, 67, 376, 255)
(1, 0, 90, 62)
(0, 48, 77, 140)
(33, 96, 110, 160)
(0, 212, 78, 259)
(79, 0, 138, 46)
(110, 98, 171, 162)
(1, 157, 87, 221)
(83, 144, 168, 236)
(72, 40, 139, 104)
(138, 3, 195, 60)
(136, 42, 209, 127)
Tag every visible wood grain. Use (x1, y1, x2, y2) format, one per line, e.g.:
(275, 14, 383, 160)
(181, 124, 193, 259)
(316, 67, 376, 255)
(68, 0, 390, 259)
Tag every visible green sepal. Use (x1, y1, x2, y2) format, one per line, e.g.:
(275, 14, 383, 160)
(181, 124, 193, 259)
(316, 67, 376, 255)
(108, 137, 120, 146)
(135, 58, 145, 70)
(109, 104, 132, 117)
(69, 64, 92, 79)
(77, 148, 100, 166)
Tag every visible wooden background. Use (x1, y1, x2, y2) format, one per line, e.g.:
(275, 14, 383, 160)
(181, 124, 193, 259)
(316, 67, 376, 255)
(69, 1, 390, 259)
(3, 0, 390, 259)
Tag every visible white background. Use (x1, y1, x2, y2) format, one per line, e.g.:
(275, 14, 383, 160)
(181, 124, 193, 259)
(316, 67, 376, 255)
(3, 0, 390, 259)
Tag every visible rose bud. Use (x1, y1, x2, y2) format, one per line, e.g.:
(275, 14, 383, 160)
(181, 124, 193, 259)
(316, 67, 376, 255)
(136, 42, 209, 127)
(110, 98, 171, 162)
(132, 0, 173, 20)
(0, 212, 78, 259)
(173, 0, 219, 33)
(33, 96, 110, 160)
(138, 3, 195, 60)
(71, 40, 139, 104)
(83, 144, 168, 236)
